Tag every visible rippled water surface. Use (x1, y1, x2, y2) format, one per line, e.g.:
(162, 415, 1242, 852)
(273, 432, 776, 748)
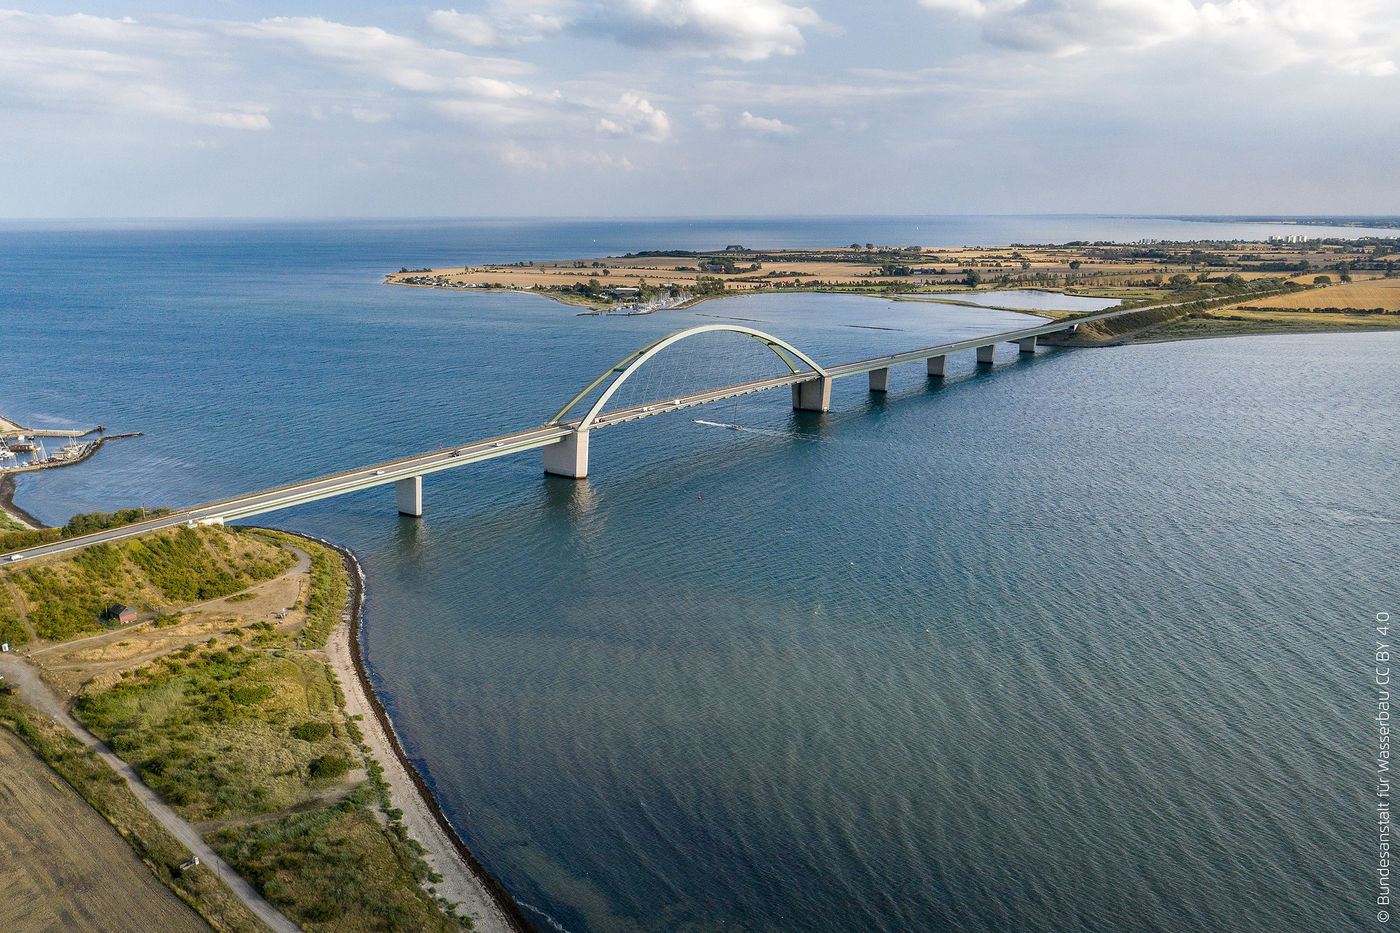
(2, 219, 1395, 933)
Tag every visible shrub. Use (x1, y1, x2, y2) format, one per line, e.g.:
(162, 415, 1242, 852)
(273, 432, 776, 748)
(291, 721, 332, 742)
(308, 754, 351, 781)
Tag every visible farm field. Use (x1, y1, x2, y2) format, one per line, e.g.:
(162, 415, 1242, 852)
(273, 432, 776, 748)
(0, 727, 212, 933)
(1236, 277, 1400, 311)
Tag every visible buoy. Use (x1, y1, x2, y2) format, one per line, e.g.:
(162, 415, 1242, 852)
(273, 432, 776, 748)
(697, 493, 702, 500)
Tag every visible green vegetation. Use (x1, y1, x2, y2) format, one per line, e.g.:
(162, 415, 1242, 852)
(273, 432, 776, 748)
(59, 527, 466, 930)
(291, 720, 332, 742)
(1063, 278, 1299, 343)
(249, 530, 346, 649)
(0, 585, 27, 646)
(211, 784, 465, 932)
(76, 647, 352, 820)
(0, 692, 269, 933)
(0, 507, 170, 555)
(4, 526, 293, 641)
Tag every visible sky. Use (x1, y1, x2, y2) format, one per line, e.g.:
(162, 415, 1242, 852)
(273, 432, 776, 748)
(3, 0, 1398, 218)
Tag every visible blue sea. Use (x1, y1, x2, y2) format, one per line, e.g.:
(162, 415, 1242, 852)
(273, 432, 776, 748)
(2, 216, 1396, 932)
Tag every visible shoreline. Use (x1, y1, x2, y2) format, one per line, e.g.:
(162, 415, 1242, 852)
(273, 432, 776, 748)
(0, 474, 45, 529)
(302, 532, 534, 933)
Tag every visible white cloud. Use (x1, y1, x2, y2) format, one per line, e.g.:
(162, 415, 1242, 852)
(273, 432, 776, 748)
(499, 139, 635, 170)
(917, 0, 1400, 74)
(596, 92, 671, 141)
(427, 9, 505, 47)
(428, 5, 567, 47)
(739, 110, 797, 133)
(0, 11, 271, 129)
(580, 0, 822, 59)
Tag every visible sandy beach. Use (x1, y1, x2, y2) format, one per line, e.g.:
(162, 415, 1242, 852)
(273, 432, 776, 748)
(318, 539, 530, 933)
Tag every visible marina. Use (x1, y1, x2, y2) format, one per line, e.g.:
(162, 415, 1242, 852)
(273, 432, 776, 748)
(1, 421, 140, 476)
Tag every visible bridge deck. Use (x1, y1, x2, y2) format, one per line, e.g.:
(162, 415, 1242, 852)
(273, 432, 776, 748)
(4, 300, 1151, 560)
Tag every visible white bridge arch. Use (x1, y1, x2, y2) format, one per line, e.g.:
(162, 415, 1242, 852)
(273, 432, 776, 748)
(547, 324, 830, 432)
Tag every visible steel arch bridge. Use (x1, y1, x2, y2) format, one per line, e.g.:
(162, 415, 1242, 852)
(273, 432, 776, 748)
(4, 309, 1115, 560)
(547, 323, 830, 431)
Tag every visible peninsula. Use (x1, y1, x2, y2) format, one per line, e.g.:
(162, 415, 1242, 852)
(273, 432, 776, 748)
(387, 237, 1400, 343)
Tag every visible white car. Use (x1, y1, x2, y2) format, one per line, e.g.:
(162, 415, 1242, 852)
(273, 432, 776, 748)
(374, 469, 385, 475)
(7, 554, 24, 562)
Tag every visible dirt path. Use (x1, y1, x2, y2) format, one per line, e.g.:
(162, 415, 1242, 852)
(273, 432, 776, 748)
(0, 656, 301, 933)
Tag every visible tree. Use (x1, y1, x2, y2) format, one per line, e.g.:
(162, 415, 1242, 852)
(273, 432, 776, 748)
(1069, 260, 1082, 270)
(1168, 273, 1194, 289)
(963, 270, 982, 287)
(1312, 275, 1332, 285)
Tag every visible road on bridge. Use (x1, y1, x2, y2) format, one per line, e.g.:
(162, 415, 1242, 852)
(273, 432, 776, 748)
(1, 297, 1159, 562)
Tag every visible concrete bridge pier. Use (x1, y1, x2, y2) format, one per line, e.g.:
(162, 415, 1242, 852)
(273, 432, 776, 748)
(976, 345, 997, 365)
(792, 377, 832, 412)
(1017, 336, 1037, 354)
(396, 476, 423, 517)
(868, 368, 890, 393)
(544, 430, 589, 479)
(927, 355, 947, 378)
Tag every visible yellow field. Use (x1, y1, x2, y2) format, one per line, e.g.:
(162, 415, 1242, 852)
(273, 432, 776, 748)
(1237, 279, 1400, 312)
(0, 728, 212, 933)
(386, 240, 1376, 307)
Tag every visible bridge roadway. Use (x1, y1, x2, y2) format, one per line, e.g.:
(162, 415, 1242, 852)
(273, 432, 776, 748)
(3, 302, 1142, 561)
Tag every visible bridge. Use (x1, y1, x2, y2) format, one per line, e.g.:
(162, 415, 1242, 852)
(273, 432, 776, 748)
(4, 304, 1133, 561)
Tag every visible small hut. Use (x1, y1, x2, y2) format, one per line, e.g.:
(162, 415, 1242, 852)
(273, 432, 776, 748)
(103, 604, 139, 625)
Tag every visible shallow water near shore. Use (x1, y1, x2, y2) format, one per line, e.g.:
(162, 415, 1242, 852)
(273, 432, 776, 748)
(3, 219, 1396, 932)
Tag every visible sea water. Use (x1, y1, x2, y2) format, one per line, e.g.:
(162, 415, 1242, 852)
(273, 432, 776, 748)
(2, 218, 1395, 932)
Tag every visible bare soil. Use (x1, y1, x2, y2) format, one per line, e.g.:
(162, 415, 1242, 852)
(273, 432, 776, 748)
(0, 728, 212, 933)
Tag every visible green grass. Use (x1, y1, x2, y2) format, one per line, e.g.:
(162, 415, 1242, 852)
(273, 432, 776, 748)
(0, 692, 270, 933)
(4, 526, 293, 641)
(211, 785, 467, 932)
(21, 524, 466, 930)
(0, 585, 27, 646)
(76, 646, 354, 821)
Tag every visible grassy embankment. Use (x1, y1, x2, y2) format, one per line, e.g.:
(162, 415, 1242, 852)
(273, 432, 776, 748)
(0, 506, 171, 554)
(0, 525, 470, 932)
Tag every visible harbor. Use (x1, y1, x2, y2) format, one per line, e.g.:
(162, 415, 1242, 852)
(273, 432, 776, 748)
(1, 416, 140, 476)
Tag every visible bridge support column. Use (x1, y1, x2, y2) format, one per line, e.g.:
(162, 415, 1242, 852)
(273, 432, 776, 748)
(543, 430, 589, 479)
(1017, 336, 1037, 354)
(927, 355, 947, 378)
(868, 368, 890, 393)
(792, 377, 832, 412)
(396, 476, 422, 517)
(976, 345, 996, 365)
